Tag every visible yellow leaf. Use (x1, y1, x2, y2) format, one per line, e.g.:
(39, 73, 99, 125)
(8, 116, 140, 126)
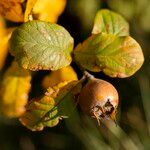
(0, 16, 5, 38)
(20, 80, 81, 131)
(20, 81, 68, 131)
(32, 0, 66, 22)
(42, 66, 78, 89)
(0, 61, 31, 118)
(24, 0, 37, 22)
(0, 27, 15, 70)
(0, 0, 24, 22)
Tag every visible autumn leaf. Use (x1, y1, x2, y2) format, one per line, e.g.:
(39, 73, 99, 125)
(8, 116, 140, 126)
(24, 0, 37, 22)
(0, 34, 10, 70)
(0, 0, 24, 22)
(42, 66, 78, 89)
(0, 0, 66, 23)
(0, 16, 7, 70)
(20, 81, 81, 131)
(74, 33, 144, 78)
(0, 16, 5, 38)
(32, 0, 66, 23)
(0, 61, 31, 117)
(0, 17, 15, 70)
(10, 20, 74, 71)
(92, 9, 129, 36)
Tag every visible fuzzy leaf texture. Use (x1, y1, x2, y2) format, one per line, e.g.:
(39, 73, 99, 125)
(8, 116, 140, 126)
(42, 66, 78, 89)
(74, 33, 144, 78)
(0, 0, 24, 22)
(20, 81, 81, 131)
(10, 20, 74, 71)
(92, 9, 129, 36)
(0, 62, 31, 117)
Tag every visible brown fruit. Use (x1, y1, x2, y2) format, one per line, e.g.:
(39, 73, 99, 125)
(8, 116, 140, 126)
(79, 78, 119, 123)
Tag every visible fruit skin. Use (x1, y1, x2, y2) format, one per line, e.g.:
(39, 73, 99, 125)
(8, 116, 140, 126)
(79, 78, 119, 122)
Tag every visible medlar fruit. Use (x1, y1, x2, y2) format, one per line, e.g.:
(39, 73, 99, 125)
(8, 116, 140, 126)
(79, 78, 119, 124)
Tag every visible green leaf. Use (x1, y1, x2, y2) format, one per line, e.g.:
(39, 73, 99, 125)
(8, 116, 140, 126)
(74, 33, 144, 78)
(19, 81, 81, 131)
(10, 20, 74, 71)
(92, 9, 129, 36)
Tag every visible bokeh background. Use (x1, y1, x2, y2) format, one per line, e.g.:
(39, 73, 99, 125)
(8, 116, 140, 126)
(0, 0, 150, 149)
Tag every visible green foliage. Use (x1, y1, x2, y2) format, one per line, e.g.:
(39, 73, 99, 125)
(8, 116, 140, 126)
(10, 20, 74, 71)
(0, 2, 149, 150)
(74, 33, 144, 77)
(74, 9, 144, 78)
(92, 9, 129, 36)
(0, 6, 145, 131)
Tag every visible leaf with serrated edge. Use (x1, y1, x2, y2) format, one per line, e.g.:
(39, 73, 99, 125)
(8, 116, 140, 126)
(0, 0, 24, 22)
(20, 81, 81, 131)
(74, 33, 144, 78)
(0, 61, 31, 117)
(10, 20, 74, 71)
(92, 9, 129, 36)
